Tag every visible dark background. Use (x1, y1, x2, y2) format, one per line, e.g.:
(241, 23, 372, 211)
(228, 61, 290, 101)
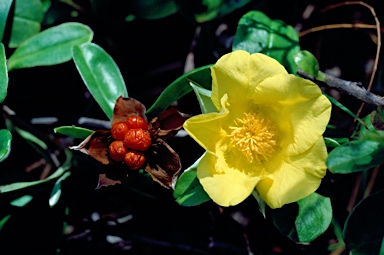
(1, 0, 384, 254)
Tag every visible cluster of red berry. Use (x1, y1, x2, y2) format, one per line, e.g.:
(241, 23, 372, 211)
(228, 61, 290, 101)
(109, 115, 152, 170)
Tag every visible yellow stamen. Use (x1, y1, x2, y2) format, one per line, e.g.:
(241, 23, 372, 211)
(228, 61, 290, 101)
(229, 113, 277, 162)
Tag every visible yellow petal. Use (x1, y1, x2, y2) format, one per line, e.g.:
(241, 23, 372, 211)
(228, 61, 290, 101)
(256, 137, 328, 209)
(197, 149, 263, 207)
(211, 50, 287, 110)
(251, 74, 332, 156)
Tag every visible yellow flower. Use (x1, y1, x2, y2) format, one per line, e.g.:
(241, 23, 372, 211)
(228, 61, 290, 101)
(183, 50, 332, 209)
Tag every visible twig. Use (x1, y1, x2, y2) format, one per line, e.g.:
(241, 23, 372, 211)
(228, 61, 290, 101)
(297, 69, 384, 106)
(299, 23, 377, 37)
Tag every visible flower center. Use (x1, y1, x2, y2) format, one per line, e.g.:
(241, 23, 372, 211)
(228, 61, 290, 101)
(229, 112, 277, 162)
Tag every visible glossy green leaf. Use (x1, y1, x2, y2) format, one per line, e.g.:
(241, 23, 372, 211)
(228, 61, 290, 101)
(7, 22, 93, 70)
(9, 0, 44, 48)
(146, 64, 212, 119)
(174, 154, 211, 206)
(343, 190, 384, 255)
(0, 149, 72, 193)
(271, 193, 332, 242)
(327, 139, 384, 174)
(0, 129, 12, 162)
(189, 81, 217, 114)
(295, 193, 332, 242)
(49, 171, 71, 207)
(324, 137, 341, 148)
(0, 43, 8, 103)
(294, 50, 319, 77)
(10, 195, 33, 207)
(126, 0, 179, 20)
(233, 10, 300, 74)
(0, 0, 13, 42)
(54, 125, 94, 139)
(72, 42, 128, 120)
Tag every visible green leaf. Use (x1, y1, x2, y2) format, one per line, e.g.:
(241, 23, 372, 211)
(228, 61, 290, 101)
(54, 125, 94, 139)
(324, 137, 341, 148)
(0, 43, 8, 103)
(189, 81, 218, 114)
(271, 193, 332, 243)
(9, 0, 45, 48)
(10, 195, 33, 207)
(179, 0, 255, 23)
(295, 193, 332, 242)
(343, 190, 384, 255)
(0, 129, 12, 162)
(14, 126, 47, 150)
(0, 149, 72, 193)
(370, 106, 384, 131)
(174, 154, 211, 206)
(49, 171, 71, 207)
(327, 139, 384, 174)
(233, 10, 300, 74)
(294, 50, 319, 77)
(0, 0, 13, 42)
(72, 42, 128, 120)
(146, 64, 212, 119)
(126, 0, 179, 20)
(0, 215, 11, 232)
(7, 22, 93, 70)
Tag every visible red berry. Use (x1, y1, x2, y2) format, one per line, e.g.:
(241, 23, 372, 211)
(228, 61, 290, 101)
(123, 128, 151, 151)
(124, 150, 146, 170)
(109, 141, 127, 162)
(111, 121, 129, 141)
(126, 115, 148, 130)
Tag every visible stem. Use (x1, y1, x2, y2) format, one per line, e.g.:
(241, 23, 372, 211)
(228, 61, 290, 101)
(297, 69, 384, 106)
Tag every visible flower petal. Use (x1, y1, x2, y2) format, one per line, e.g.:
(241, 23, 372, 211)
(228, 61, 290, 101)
(183, 95, 230, 154)
(211, 50, 287, 110)
(256, 137, 328, 209)
(252, 74, 331, 155)
(197, 151, 263, 206)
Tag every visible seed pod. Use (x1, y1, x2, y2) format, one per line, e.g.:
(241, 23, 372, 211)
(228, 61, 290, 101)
(124, 150, 146, 170)
(109, 141, 127, 162)
(124, 128, 152, 151)
(126, 115, 148, 130)
(111, 121, 129, 141)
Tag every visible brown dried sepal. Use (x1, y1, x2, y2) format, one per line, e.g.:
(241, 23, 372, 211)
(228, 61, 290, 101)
(145, 139, 181, 189)
(70, 130, 112, 165)
(112, 96, 147, 126)
(149, 108, 189, 141)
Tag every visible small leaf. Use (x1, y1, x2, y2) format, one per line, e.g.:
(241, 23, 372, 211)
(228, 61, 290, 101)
(49, 171, 71, 207)
(72, 42, 128, 120)
(295, 193, 332, 242)
(327, 139, 384, 174)
(54, 126, 94, 139)
(343, 190, 384, 255)
(271, 193, 332, 243)
(0, 0, 13, 42)
(9, 0, 45, 48)
(324, 137, 341, 148)
(0, 215, 11, 232)
(233, 10, 300, 73)
(0, 43, 8, 103)
(14, 126, 47, 150)
(189, 81, 218, 114)
(173, 153, 211, 206)
(0, 129, 11, 162)
(371, 106, 384, 131)
(146, 64, 212, 119)
(7, 22, 93, 70)
(294, 50, 319, 77)
(10, 195, 33, 207)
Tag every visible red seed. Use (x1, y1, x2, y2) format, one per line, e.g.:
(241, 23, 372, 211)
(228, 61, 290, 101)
(109, 141, 127, 162)
(123, 128, 151, 151)
(111, 121, 129, 141)
(126, 115, 148, 130)
(124, 150, 146, 170)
